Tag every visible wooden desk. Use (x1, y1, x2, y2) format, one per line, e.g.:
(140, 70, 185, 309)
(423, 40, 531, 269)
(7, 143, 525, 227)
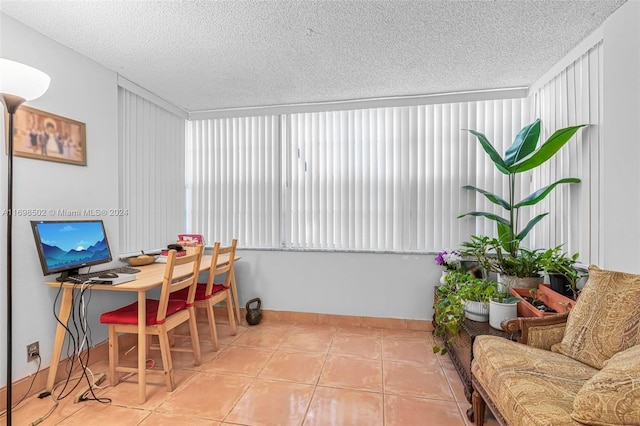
(45, 253, 238, 404)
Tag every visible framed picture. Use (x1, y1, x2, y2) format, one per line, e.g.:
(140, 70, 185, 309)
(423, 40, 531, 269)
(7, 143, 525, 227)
(5, 105, 86, 166)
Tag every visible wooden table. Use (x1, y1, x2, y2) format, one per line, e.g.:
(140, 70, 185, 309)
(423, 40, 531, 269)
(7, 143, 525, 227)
(45, 253, 239, 404)
(433, 286, 518, 421)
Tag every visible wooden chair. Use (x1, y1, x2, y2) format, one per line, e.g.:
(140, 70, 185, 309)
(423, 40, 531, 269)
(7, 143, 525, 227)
(172, 240, 237, 350)
(99, 246, 203, 398)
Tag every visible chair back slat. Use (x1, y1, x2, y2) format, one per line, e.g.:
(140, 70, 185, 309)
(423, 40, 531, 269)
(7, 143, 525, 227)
(203, 239, 237, 298)
(156, 246, 203, 322)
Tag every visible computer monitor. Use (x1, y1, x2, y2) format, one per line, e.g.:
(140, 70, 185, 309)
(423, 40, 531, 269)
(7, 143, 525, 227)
(31, 219, 113, 281)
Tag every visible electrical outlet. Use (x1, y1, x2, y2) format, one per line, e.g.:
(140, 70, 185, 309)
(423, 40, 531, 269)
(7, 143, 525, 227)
(27, 341, 39, 362)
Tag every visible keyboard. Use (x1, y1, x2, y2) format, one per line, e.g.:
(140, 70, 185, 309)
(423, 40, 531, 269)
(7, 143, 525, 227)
(64, 266, 141, 283)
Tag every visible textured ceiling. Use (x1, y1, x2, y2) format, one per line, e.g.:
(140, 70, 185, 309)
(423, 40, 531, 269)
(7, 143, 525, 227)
(0, 0, 627, 113)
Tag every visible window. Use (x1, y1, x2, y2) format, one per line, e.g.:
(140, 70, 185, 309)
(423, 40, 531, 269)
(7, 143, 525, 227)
(185, 44, 599, 256)
(187, 99, 535, 252)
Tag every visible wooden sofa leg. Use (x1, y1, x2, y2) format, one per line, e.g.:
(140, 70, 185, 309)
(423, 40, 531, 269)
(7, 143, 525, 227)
(472, 390, 486, 426)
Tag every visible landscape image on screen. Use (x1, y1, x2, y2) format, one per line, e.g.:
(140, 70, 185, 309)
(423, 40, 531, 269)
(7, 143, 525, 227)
(36, 221, 110, 271)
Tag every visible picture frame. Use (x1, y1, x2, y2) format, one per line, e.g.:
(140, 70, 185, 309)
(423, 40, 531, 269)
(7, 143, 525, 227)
(5, 105, 86, 166)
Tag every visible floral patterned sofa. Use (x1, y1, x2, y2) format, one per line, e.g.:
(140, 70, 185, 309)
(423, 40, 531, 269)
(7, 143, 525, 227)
(471, 265, 640, 426)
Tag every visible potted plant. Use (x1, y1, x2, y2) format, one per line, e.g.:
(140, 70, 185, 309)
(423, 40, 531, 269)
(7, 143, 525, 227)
(459, 235, 495, 279)
(433, 270, 501, 353)
(461, 275, 498, 323)
(447, 270, 498, 322)
(435, 249, 463, 284)
(460, 235, 545, 290)
(488, 292, 520, 330)
(433, 274, 466, 355)
(493, 246, 545, 290)
(539, 246, 583, 299)
(458, 119, 586, 257)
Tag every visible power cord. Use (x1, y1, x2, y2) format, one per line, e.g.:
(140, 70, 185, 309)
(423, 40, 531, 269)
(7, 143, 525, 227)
(0, 353, 42, 418)
(50, 281, 112, 404)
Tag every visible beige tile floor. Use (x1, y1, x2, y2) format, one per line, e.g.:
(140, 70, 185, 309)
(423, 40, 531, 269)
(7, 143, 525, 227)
(7, 318, 499, 425)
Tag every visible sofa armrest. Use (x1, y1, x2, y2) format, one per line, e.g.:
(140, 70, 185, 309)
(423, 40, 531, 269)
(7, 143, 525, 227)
(502, 313, 569, 350)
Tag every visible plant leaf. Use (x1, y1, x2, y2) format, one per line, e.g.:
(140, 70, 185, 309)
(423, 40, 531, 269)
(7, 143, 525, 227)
(497, 222, 517, 254)
(464, 129, 510, 174)
(458, 211, 510, 225)
(514, 178, 581, 208)
(497, 222, 514, 241)
(504, 120, 541, 167)
(516, 213, 549, 240)
(511, 125, 586, 173)
(462, 185, 511, 210)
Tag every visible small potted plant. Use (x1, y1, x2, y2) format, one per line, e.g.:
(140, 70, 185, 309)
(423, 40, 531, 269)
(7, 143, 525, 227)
(494, 246, 545, 291)
(489, 292, 520, 330)
(435, 249, 463, 284)
(459, 235, 496, 279)
(456, 272, 498, 322)
(539, 246, 583, 299)
(432, 274, 466, 355)
(460, 235, 545, 290)
(433, 270, 500, 353)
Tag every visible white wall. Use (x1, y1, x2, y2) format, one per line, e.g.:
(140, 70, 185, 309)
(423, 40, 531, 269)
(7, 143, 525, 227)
(234, 250, 437, 320)
(0, 14, 136, 384)
(601, 0, 640, 272)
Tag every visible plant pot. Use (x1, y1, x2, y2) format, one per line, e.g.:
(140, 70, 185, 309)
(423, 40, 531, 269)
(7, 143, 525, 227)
(464, 300, 489, 322)
(509, 284, 576, 317)
(489, 299, 518, 330)
(548, 274, 575, 299)
(439, 271, 449, 285)
(498, 274, 543, 290)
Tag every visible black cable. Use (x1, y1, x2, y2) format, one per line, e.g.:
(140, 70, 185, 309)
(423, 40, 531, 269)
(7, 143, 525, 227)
(53, 281, 92, 400)
(51, 281, 78, 399)
(75, 284, 111, 404)
(51, 279, 112, 404)
(0, 354, 42, 418)
(54, 282, 83, 399)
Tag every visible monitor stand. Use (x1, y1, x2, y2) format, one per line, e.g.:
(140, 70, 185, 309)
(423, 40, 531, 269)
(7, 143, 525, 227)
(56, 269, 80, 282)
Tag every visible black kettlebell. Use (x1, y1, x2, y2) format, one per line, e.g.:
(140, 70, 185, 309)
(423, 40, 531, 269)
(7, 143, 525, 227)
(245, 298, 262, 326)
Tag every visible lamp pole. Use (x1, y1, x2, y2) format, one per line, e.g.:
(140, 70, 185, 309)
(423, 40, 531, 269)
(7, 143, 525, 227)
(1, 95, 22, 425)
(0, 59, 50, 426)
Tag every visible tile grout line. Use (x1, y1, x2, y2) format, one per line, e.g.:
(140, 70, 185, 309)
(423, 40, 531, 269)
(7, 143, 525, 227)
(301, 326, 336, 425)
(221, 322, 294, 424)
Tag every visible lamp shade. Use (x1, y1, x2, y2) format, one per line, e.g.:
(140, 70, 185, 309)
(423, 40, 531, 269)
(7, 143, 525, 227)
(0, 58, 50, 101)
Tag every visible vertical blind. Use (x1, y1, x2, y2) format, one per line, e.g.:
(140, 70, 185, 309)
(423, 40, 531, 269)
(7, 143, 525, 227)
(187, 99, 534, 252)
(185, 116, 281, 247)
(529, 41, 602, 264)
(118, 87, 186, 252)
(285, 102, 530, 251)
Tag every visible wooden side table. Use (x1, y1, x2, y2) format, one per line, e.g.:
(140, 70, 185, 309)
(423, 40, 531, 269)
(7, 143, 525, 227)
(444, 319, 514, 401)
(433, 287, 518, 421)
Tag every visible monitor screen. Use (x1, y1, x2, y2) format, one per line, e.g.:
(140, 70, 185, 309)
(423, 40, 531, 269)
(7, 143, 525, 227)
(31, 220, 113, 277)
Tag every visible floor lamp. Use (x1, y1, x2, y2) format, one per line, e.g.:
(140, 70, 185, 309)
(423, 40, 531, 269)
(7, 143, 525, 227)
(0, 58, 50, 424)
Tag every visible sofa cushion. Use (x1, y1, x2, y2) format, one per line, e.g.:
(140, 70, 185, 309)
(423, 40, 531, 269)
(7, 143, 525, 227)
(472, 335, 598, 426)
(551, 265, 640, 369)
(571, 344, 640, 425)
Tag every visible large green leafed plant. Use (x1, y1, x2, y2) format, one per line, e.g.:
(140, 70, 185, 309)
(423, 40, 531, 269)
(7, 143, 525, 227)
(458, 119, 586, 256)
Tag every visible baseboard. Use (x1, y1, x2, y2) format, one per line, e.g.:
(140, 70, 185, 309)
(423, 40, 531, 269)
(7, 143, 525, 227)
(1, 309, 432, 411)
(207, 306, 433, 332)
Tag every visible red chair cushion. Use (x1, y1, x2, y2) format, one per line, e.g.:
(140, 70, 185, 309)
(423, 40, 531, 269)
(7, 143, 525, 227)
(211, 284, 226, 295)
(170, 283, 208, 301)
(100, 299, 186, 325)
(171, 283, 227, 301)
